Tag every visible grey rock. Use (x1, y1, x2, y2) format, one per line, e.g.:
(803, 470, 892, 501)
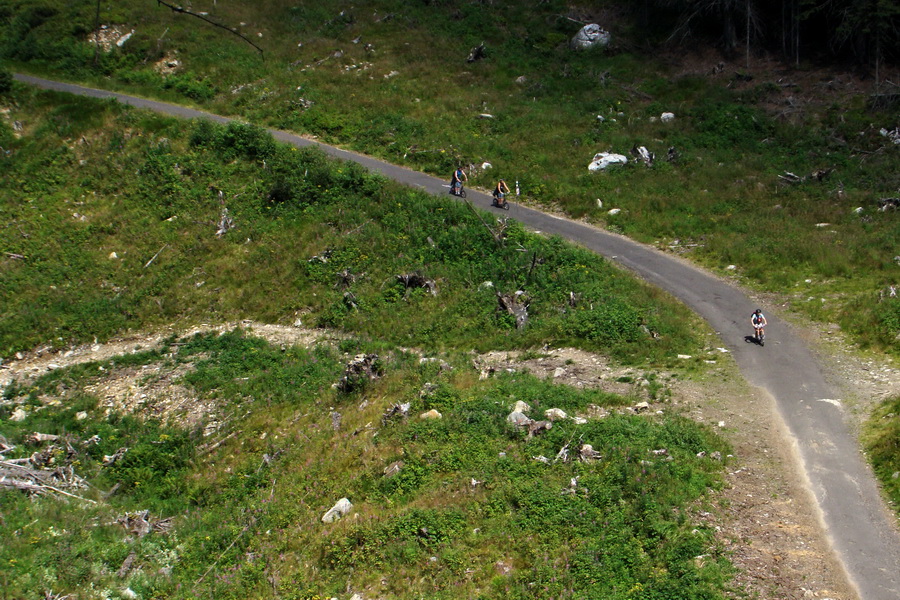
(507, 411, 532, 427)
(571, 24, 610, 50)
(322, 497, 353, 523)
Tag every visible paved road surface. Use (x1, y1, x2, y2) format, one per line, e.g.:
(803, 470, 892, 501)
(15, 74, 900, 599)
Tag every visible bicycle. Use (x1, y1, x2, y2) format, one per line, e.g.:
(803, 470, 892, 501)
(754, 326, 765, 346)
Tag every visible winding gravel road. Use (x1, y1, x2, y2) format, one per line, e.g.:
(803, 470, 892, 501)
(14, 73, 900, 599)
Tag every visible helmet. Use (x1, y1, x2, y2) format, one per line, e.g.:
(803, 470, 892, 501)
(754, 309, 761, 314)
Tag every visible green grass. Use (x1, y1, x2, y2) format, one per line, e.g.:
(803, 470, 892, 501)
(0, 330, 732, 599)
(2, 0, 898, 352)
(0, 1, 898, 593)
(0, 86, 705, 364)
(863, 395, 900, 517)
(0, 84, 736, 599)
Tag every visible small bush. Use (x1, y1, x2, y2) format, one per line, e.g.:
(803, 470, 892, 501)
(0, 66, 12, 94)
(565, 300, 644, 344)
(218, 121, 276, 160)
(188, 118, 220, 147)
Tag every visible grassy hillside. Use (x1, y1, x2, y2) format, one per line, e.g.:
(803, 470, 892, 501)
(0, 330, 731, 600)
(0, 85, 703, 362)
(1, 0, 899, 351)
(0, 87, 737, 600)
(0, 2, 898, 592)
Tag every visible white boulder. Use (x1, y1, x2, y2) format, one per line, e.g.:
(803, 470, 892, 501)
(571, 24, 611, 50)
(507, 411, 532, 427)
(588, 152, 628, 171)
(322, 498, 353, 523)
(660, 112, 675, 123)
(544, 408, 569, 421)
(512, 400, 531, 414)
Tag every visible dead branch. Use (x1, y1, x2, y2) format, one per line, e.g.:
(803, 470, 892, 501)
(143, 244, 168, 269)
(466, 42, 486, 63)
(256, 449, 285, 474)
(103, 447, 128, 466)
(463, 199, 505, 249)
(39, 483, 98, 504)
(117, 551, 138, 578)
(0, 434, 14, 454)
(197, 431, 238, 456)
(621, 84, 652, 100)
(155, 0, 264, 56)
(26, 432, 59, 444)
(342, 219, 372, 236)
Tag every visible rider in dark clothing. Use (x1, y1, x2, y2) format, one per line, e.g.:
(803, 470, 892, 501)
(451, 167, 467, 195)
(492, 179, 510, 206)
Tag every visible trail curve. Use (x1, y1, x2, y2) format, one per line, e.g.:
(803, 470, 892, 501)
(13, 73, 900, 600)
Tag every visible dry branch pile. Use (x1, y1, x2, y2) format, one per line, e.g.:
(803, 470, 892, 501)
(0, 434, 93, 502)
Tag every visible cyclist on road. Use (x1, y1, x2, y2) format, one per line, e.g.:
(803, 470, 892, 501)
(751, 309, 767, 342)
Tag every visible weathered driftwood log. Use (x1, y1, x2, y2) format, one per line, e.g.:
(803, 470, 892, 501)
(26, 432, 59, 445)
(0, 460, 93, 502)
(497, 291, 529, 329)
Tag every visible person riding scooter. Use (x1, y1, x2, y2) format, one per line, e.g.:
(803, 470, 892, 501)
(492, 179, 510, 207)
